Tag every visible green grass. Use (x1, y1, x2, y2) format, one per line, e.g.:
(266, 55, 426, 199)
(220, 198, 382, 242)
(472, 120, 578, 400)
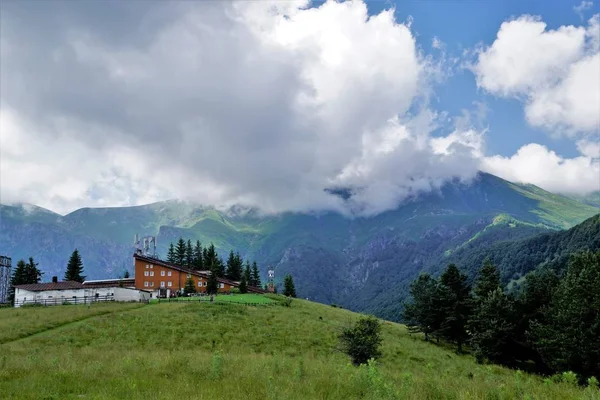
(0, 302, 143, 344)
(149, 294, 275, 304)
(1, 298, 597, 399)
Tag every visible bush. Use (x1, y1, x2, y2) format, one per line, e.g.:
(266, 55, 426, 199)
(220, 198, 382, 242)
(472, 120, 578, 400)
(339, 316, 382, 365)
(230, 287, 241, 295)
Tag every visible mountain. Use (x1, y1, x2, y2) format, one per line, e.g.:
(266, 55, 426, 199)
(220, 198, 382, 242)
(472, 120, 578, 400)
(1, 172, 598, 319)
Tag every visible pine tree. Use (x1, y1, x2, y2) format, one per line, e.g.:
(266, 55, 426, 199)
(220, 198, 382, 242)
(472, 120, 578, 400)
(474, 259, 501, 301)
(183, 276, 197, 295)
(123, 270, 130, 279)
(225, 251, 236, 279)
(167, 243, 176, 263)
(251, 262, 261, 288)
(25, 257, 43, 284)
(438, 264, 472, 353)
(193, 241, 204, 270)
(470, 288, 516, 364)
(206, 267, 219, 295)
(8, 259, 27, 304)
(185, 239, 194, 267)
(529, 250, 600, 380)
(239, 273, 248, 294)
(203, 244, 225, 278)
(244, 261, 251, 284)
(283, 274, 296, 297)
(64, 250, 85, 283)
(175, 238, 186, 266)
(403, 273, 441, 341)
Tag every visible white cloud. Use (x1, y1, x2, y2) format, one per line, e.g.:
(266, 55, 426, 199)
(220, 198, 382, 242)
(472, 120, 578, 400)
(0, 0, 481, 215)
(574, 1, 594, 20)
(472, 14, 600, 136)
(482, 143, 600, 194)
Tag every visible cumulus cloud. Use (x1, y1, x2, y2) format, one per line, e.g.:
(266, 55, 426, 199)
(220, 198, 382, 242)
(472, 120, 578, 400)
(482, 143, 600, 194)
(472, 14, 600, 136)
(0, 0, 482, 215)
(574, 1, 594, 20)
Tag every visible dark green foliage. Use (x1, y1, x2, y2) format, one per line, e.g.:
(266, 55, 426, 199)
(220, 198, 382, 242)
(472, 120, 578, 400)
(64, 250, 85, 283)
(175, 238, 186, 266)
(283, 274, 296, 298)
(529, 250, 600, 381)
(470, 288, 516, 365)
(206, 268, 219, 295)
(244, 261, 251, 284)
(403, 274, 441, 341)
(339, 316, 382, 365)
(204, 244, 224, 277)
(183, 276, 197, 295)
(185, 240, 193, 268)
(193, 241, 204, 270)
(225, 251, 242, 281)
(167, 243, 176, 263)
(438, 264, 472, 353)
(239, 274, 248, 294)
(123, 270, 130, 279)
(473, 259, 500, 301)
(250, 261, 261, 287)
(9, 257, 43, 303)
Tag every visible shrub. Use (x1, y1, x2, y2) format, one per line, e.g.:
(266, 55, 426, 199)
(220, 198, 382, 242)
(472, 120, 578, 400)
(230, 287, 241, 295)
(339, 316, 382, 365)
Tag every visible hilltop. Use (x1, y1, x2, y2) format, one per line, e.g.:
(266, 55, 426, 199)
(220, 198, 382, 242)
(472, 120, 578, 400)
(1, 172, 598, 319)
(0, 298, 594, 399)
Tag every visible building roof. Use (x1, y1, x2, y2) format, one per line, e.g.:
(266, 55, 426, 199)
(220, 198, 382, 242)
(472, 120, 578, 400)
(134, 253, 268, 294)
(13, 281, 84, 292)
(83, 278, 136, 288)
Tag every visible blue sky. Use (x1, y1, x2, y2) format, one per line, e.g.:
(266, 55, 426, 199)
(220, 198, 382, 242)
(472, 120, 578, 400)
(1, 0, 598, 214)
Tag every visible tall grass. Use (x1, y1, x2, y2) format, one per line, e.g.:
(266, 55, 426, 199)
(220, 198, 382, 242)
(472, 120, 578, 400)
(0, 299, 595, 399)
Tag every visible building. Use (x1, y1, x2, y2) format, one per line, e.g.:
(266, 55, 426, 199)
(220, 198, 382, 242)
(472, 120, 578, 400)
(13, 280, 151, 308)
(133, 253, 266, 297)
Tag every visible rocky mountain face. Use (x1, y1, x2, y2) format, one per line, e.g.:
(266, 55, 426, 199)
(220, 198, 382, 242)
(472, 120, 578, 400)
(1, 172, 598, 320)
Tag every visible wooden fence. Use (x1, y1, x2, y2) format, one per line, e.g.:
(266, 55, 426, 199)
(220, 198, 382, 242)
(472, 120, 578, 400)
(14, 295, 117, 308)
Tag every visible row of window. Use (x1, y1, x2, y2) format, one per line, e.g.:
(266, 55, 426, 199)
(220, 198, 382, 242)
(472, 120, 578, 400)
(143, 270, 173, 277)
(142, 282, 226, 289)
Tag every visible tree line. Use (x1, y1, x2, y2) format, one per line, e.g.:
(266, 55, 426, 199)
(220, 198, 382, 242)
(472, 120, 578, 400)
(166, 238, 263, 294)
(403, 250, 599, 383)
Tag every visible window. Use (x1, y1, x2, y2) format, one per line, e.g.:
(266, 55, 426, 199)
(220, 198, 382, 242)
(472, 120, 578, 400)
(150, 282, 154, 287)
(150, 271, 154, 277)
(160, 282, 165, 288)
(150, 264, 154, 268)
(161, 271, 165, 277)
(144, 282, 149, 287)
(168, 282, 172, 287)
(187, 274, 191, 278)
(145, 264, 149, 269)
(204, 282, 207, 287)
(167, 271, 172, 277)
(144, 271, 149, 276)
(198, 281, 202, 287)
(220, 283, 224, 289)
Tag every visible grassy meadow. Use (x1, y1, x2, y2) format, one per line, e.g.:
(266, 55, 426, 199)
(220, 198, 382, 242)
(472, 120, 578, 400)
(0, 297, 597, 400)
(149, 293, 275, 304)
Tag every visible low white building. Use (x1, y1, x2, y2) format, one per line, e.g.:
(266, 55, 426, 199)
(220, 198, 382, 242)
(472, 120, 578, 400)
(13, 280, 150, 307)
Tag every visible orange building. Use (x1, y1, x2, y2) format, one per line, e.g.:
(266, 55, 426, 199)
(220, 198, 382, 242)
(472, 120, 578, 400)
(133, 252, 264, 297)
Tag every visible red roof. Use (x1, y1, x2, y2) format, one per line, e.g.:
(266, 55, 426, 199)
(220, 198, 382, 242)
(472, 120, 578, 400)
(13, 281, 84, 292)
(83, 278, 136, 288)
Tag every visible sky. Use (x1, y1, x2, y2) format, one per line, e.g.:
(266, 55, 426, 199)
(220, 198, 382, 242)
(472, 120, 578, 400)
(0, 0, 599, 216)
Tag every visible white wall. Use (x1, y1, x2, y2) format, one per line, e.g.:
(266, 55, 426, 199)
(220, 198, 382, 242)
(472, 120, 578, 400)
(14, 287, 150, 307)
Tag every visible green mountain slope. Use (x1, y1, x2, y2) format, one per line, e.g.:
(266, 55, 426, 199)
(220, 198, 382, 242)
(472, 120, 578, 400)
(1, 172, 598, 319)
(0, 300, 590, 399)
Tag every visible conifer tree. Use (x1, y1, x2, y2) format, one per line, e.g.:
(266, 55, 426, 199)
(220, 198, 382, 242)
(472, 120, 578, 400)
(244, 261, 251, 285)
(183, 276, 197, 295)
(529, 250, 600, 380)
(8, 259, 27, 304)
(474, 259, 501, 301)
(124, 270, 130, 279)
(167, 243, 176, 263)
(239, 273, 248, 294)
(193, 240, 204, 270)
(283, 274, 296, 297)
(64, 250, 85, 283)
(185, 239, 194, 267)
(206, 267, 219, 295)
(438, 264, 472, 353)
(251, 262, 261, 287)
(175, 238, 186, 266)
(226, 251, 236, 279)
(403, 273, 441, 341)
(25, 257, 43, 284)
